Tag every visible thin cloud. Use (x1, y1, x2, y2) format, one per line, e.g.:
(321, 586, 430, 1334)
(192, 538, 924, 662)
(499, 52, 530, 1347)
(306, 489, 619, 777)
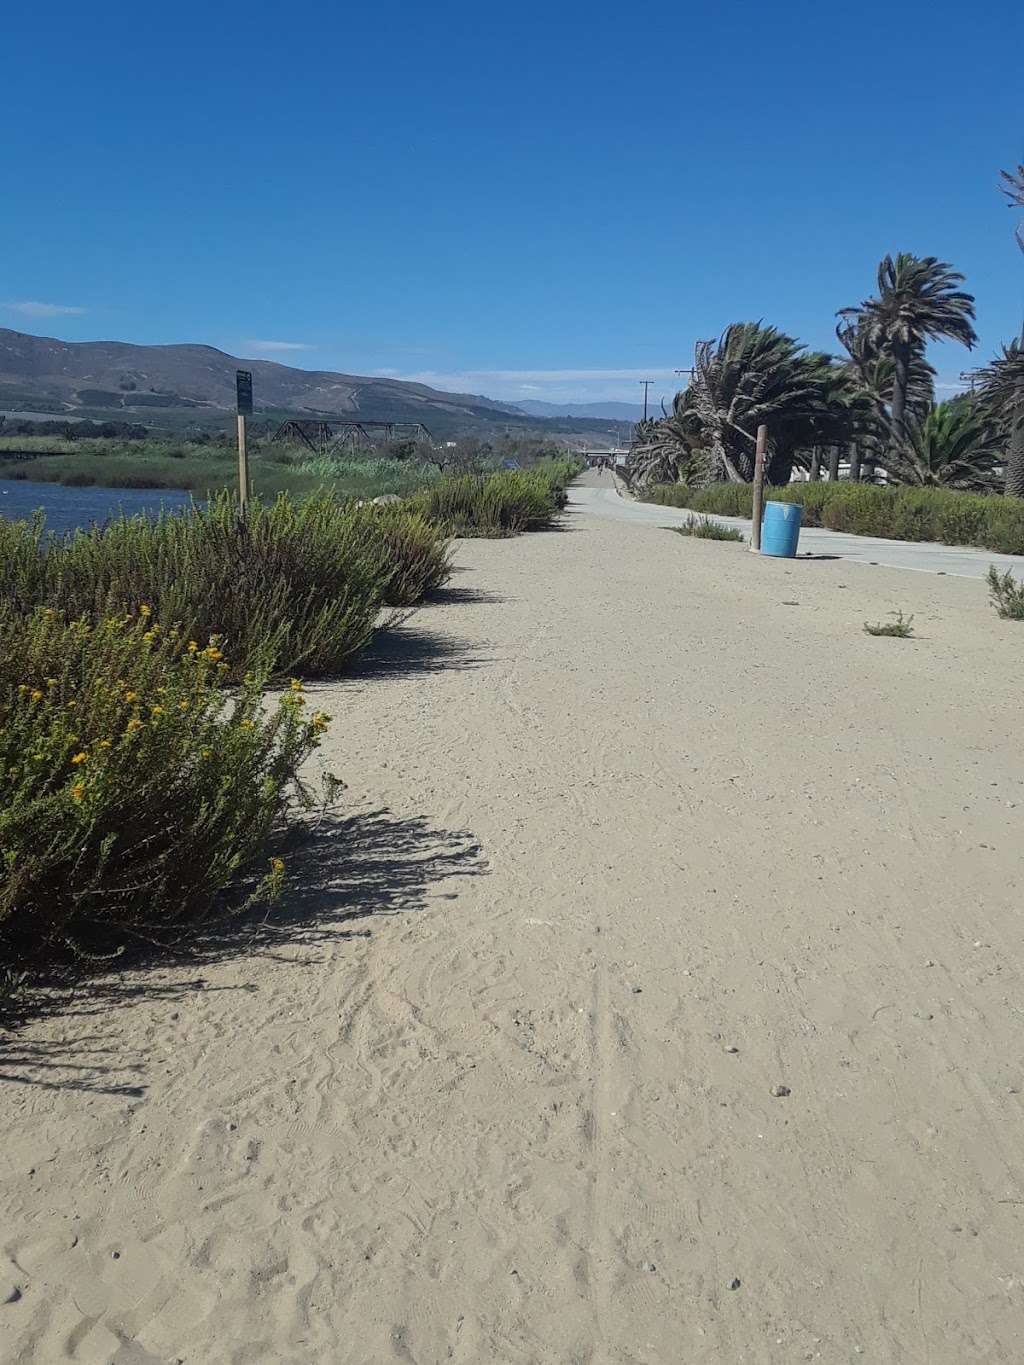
(2, 300, 87, 318)
(399, 366, 679, 387)
(245, 339, 314, 353)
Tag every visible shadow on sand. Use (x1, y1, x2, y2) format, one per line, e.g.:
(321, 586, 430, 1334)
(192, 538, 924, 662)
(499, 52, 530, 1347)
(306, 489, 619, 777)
(350, 625, 495, 679)
(423, 584, 506, 607)
(0, 808, 486, 1096)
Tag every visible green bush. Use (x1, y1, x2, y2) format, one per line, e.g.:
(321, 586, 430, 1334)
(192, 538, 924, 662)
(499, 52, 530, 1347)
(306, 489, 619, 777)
(0, 493, 451, 680)
(864, 610, 915, 638)
(640, 481, 1024, 554)
(413, 469, 557, 536)
(672, 514, 745, 542)
(529, 456, 583, 508)
(988, 566, 1024, 619)
(0, 608, 330, 963)
(370, 503, 453, 606)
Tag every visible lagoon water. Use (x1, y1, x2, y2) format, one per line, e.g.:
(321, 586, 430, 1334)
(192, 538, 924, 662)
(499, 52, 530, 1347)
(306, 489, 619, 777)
(0, 480, 194, 534)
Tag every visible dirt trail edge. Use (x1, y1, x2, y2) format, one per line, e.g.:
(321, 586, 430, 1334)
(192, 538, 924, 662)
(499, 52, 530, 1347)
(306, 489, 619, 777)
(3, 489, 1023, 1364)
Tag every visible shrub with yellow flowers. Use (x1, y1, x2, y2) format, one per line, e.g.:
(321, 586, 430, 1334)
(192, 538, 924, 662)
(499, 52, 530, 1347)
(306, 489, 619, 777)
(0, 606, 334, 962)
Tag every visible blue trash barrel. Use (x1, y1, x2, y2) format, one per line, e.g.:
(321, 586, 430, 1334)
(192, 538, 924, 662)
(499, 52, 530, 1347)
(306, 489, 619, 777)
(761, 500, 802, 557)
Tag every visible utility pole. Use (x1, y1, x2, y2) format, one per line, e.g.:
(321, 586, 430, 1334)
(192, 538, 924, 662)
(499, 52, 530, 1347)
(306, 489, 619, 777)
(640, 379, 653, 422)
(959, 369, 980, 396)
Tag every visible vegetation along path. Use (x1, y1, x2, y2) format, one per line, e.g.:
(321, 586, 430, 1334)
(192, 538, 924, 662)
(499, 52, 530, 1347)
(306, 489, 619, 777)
(583, 468, 1024, 581)
(3, 482, 1024, 1363)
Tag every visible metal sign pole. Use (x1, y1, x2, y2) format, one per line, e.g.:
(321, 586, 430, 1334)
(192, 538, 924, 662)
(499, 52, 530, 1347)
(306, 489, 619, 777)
(235, 370, 253, 507)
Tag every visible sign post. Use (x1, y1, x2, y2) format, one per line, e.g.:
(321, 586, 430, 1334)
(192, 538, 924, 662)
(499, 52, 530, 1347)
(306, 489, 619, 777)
(235, 370, 253, 508)
(750, 423, 768, 552)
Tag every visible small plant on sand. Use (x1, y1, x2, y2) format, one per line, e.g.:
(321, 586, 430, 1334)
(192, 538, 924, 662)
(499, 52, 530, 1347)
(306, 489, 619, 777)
(672, 515, 744, 542)
(987, 565, 1024, 619)
(863, 610, 915, 638)
(0, 606, 334, 967)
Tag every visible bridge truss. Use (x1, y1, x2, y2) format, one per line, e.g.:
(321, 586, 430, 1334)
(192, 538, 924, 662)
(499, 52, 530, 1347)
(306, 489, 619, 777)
(270, 418, 433, 457)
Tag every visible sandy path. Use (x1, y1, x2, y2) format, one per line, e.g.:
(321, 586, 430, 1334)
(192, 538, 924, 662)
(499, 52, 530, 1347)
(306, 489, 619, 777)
(3, 489, 1024, 1363)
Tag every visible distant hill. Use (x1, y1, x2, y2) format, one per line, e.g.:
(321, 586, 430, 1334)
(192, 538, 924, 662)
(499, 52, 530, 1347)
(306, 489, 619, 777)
(0, 328, 614, 441)
(515, 399, 645, 422)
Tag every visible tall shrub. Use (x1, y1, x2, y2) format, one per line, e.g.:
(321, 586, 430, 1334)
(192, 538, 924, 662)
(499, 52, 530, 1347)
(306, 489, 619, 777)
(0, 493, 451, 679)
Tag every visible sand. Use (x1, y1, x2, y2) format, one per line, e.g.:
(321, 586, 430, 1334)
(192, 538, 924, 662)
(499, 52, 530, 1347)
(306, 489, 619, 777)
(3, 479, 1024, 1363)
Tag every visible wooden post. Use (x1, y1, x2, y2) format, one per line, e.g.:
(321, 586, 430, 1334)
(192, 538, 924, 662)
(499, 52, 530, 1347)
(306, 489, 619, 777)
(237, 413, 250, 508)
(750, 424, 767, 552)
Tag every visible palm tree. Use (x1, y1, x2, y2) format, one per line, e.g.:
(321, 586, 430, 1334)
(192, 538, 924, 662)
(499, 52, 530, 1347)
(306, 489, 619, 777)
(838, 254, 977, 461)
(682, 322, 849, 484)
(835, 314, 935, 480)
(996, 164, 1024, 495)
(625, 417, 687, 488)
(884, 397, 1002, 491)
(976, 339, 1024, 496)
(1000, 162, 1024, 249)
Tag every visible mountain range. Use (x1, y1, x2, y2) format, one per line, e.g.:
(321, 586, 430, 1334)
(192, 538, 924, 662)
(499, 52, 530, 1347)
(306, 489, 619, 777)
(0, 329, 621, 441)
(514, 399, 645, 422)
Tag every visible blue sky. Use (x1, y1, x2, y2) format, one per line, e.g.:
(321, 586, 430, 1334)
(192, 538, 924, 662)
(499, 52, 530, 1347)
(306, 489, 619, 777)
(3, 0, 1022, 408)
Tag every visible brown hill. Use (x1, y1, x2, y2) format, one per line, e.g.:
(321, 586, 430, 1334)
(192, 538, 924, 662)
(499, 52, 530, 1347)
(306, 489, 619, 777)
(0, 328, 528, 439)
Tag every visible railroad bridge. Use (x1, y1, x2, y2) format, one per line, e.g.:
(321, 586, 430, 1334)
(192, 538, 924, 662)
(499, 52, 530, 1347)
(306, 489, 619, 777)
(270, 419, 432, 457)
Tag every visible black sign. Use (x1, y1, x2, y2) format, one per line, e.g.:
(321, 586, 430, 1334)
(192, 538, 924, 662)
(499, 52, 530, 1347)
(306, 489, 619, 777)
(236, 370, 253, 416)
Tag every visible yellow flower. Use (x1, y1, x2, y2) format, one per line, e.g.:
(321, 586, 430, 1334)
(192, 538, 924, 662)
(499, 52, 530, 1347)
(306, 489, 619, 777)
(312, 711, 331, 735)
(289, 679, 304, 693)
(126, 717, 144, 733)
(179, 700, 189, 711)
(155, 687, 166, 695)
(239, 719, 255, 731)
(124, 691, 138, 703)
(203, 647, 223, 663)
(150, 704, 164, 716)
(46, 678, 57, 688)
(187, 641, 199, 654)
(139, 604, 153, 617)
(142, 631, 155, 643)
(201, 748, 212, 759)
(270, 857, 285, 875)
(30, 689, 44, 702)
(70, 752, 88, 766)
(71, 782, 85, 803)
(98, 739, 112, 750)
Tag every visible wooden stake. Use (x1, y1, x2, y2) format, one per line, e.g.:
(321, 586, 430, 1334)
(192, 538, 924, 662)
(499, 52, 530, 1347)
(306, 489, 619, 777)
(750, 424, 767, 552)
(237, 413, 250, 508)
